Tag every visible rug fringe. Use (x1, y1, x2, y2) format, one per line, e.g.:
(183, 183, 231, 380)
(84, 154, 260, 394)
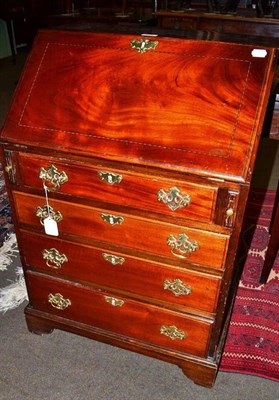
(0, 233, 19, 271)
(0, 267, 28, 313)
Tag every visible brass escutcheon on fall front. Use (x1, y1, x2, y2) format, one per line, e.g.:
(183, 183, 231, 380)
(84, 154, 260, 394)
(104, 296, 124, 307)
(163, 278, 192, 297)
(39, 165, 68, 191)
(42, 248, 68, 269)
(48, 293, 71, 310)
(130, 38, 158, 53)
(167, 233, 199, 259)
(157, 187, 191, 211)
(98, 171, 122, 185)
(36, 205, 63, 225)
(160, 325, 187, 341)
(102, 253, 125, 265)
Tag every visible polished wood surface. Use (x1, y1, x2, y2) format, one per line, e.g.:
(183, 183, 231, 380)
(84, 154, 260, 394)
(2, 30, 275, 182)
(26, 270, 213, 357)
(13, 152, 220, 224)
(0, 30, 275, 387)
(21, 230, 221, 314)
(13, 191, 230, 269)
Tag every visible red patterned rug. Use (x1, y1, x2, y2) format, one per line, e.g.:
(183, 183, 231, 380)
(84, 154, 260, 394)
(220, 188, 279, 382)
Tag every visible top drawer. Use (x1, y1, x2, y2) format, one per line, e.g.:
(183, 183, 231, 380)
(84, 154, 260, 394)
(10, 152, 218, 224)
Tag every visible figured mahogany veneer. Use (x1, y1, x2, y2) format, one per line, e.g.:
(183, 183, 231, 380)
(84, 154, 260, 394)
(1, 32, 274, 181)
(0, 30, 275, 387)
(21, 230, 221, 314)
(26, 271, 213, 358)
(13, 191, 230, 270)
(11, 152, 219, 225)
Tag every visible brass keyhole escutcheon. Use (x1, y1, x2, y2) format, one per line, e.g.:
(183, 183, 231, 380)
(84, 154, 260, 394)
(131, 38, 158, 53)
(100, 213, 124, 226)
(102, 253, 125, 265)
(104, 296, 124, 307)
(98, 171, 122, 185)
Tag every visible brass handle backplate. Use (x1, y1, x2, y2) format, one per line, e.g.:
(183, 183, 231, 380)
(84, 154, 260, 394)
(157, 187, 191, 211)
(36, 205, 63, 225)
(5, 165, 12, 173)
(43, 248, 68, 269)
(104, 296, 124, 307)
(160, 325, 187, 341)
(163, 278, 192, 297)
(100, 213, 124, 225)
(48, 293, 71, 310)
(39, 165, 68, 191)
(167, 233, 199, 259)
(98, 171, 122, 185)
(102, 253, 125, 265)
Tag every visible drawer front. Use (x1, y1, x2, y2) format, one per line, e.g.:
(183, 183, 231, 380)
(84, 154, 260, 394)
(21, 230, 221, 313)
(26, 271, 213, 358)
(14, 192, 229, 270)
(15, 153, 218, 224)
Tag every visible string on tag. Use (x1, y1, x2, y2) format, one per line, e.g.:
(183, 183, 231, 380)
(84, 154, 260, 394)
(43, 183, 51, 217)
(42, 183, 59, 236)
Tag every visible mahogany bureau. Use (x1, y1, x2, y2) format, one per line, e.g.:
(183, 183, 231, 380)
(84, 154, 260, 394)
(0, 30, 275, 387)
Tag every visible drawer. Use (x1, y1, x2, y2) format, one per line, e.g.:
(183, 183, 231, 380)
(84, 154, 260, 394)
(21, 230, 221, 314)
(14, 152, 218, 224)
(14, 192, 229, 270)
(26, 271, 213, 358)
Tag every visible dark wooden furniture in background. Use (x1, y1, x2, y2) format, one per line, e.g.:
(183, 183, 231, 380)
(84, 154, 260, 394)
(0, 30, 275, 387)
(156, 10, 279, 39)
(0, 1, 27, 63)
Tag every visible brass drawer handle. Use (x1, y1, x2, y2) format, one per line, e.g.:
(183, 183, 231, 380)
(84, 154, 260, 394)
(163, 278, 192, 297)
(131, 38, 158, 53)
(160, 325, 187, 341)
(167, 233, 199, 259)
(102, 253, 125, 265)
(157, 187, 191, 211)
(104, 296, 124, 307)
(36, 205, 63, 225)
(39, 165, 68, 191)
(48, 293, 71, 310)
(100, 213, 124, 225)
(98, 171, 122, 185)
(43, 248, 68, 269)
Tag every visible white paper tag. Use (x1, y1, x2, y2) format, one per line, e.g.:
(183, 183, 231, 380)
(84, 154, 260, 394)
(251, 49, 267, 58)
(43, 216, 59, 236)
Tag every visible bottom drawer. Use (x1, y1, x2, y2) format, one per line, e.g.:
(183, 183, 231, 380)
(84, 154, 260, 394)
(26, 272, 213, 358)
